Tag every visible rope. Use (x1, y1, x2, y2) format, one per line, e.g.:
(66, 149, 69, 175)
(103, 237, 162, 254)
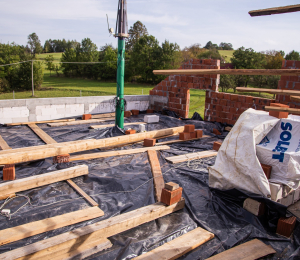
(0, 195, 32, 220)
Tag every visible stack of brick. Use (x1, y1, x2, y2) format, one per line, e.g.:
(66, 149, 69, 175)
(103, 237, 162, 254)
(149, 59, 220, 118)
(204, 92, 275, 125)
(179, 125, 203, 140)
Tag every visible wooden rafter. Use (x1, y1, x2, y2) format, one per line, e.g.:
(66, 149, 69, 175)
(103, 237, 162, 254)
(249, 4, 300, 17)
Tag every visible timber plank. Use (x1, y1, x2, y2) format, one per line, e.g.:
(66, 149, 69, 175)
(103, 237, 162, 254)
(90, 122, 146, 129)
(27, 124, 56, 144)
(237, 87, 300, 96)
(265, 106, 300, 115)
(0, 135, 11, 150)
(206, 239, 276, 260)
(66, 179, 98, 207)
(249, 4, 300, 17)
(69, 145, 170, 161)
(48, 117, 115, 127)
(0, 126, 184, 165)
(92, 112, 115, 119)
(0, 165, 88, 197)
(1, 199, 185, 260)
(0, 207, 104, 246)
(153, 69, 300, 76)
(157, 135, 210, 146)
(133, 227, 214, 260)
(166, 150, 218, 164)
(6, 118, 75, 126)
(0, 193, 15, 200)
(147, 150, 165, 202)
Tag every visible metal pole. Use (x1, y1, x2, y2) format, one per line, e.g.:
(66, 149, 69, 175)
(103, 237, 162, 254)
(115, 38, 125, 129)
(31, 60, 34, 97)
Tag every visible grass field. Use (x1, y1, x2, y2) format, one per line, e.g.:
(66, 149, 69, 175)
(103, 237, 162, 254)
(219, 50, 234, 63)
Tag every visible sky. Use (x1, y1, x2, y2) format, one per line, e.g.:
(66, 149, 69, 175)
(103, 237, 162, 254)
(0, 0, 299, 54)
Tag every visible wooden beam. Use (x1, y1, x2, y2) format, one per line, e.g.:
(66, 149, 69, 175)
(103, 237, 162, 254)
(157, 135, 210, 146)
(6, 118, 75, 126)
(291, 96, 300, 102)
(236, 87, 300, 96)
(165, 150, 218, 164)
(0, 126, 184, 165)
(70, 145, 170, 162)
(0, 199, 185, 260)
(249, 4, 300, 17)
(27, 124, 57, 144)
(66, 179, 98, 207)
(92, 113, 115, 119)
(147, 150, 165, 202)
(0, 135, 11, 150)
(133, 227, 214, 260)
(0, 206, 104, 247)
(265, 106, 300, 115)
(0, 165, 88, 197)
(153, 69, 300, 76)
(90, 122, 146, 129)
(48, 117, 115, 127)
(0, 193, 15, 200)
(206, 239, 276, 260)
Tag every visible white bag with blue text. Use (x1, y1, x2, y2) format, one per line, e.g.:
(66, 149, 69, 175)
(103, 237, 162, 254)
(256, 118, 300, 189)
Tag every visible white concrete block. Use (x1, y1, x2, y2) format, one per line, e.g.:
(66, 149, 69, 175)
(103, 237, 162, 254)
(270, 183, 283, 202)
(293, 188, 300, 202)
(279, 193, 294, 207)
(139, 124, 146, 132)
(243, 198, 264, 216)
(144, 115, 159, 123)
(0, 118, 12, 124)
(12, 117, 29, 123)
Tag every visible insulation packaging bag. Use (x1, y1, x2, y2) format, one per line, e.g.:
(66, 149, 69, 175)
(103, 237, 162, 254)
(209, 109, 279, 197)
(256, 117, 300, 189)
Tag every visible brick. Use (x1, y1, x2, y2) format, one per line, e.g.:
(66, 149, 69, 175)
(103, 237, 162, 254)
(124, 111, 132, 117)
(220, 100, 227, 106)
(213, 141, 222, 151)
(190, 132, 196, 139)
(184, 124, 195, 133)
(82, 114, 92, 120)
(125, 129, 136, 135)
(223, 106, 230, 113)
(223, 93, 231, 100)
(269, 103, 289, 119)
(196, 130, 203, 138)
(160, 187, 183, 206)
(276, 216, 297, 238)
(131, 110, 139, 116)
(218, 93, 224, 99)
(165, 182, 179, 191)
(243, 198, 265, 216)
(146, 109, 154, 113)
(213, 128, 221, 135)
(3, 164, 15, 181)
(143, 138, 156, 147)
(179, 132, 190, 140)
(230, 95, 239, 102)
(53, 154, 70, 164)
(245, 96, 253, 104)
(261, 163, 272, 179)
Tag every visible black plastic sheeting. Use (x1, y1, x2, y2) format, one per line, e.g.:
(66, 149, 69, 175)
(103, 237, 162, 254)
(0, 114, 299, 259)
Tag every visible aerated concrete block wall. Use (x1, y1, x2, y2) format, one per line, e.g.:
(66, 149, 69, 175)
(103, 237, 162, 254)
(0, 95, 150, 124)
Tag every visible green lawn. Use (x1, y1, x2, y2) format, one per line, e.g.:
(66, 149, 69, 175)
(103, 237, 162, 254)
(219, 50, 234, 63)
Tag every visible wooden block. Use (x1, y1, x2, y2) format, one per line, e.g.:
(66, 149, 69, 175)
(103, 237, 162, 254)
(276, 216, 297, 238)
(161, 187, 182, 206)
(269, 103, 289, 119)
(0, 207, 104, 246)
(165, 182, 179, 191)
(213, 141, 222, 151)
(125, 129, 136, 135)
(2, 164, 15, 181)
(124, 111, 132, 117)
(196, 130, 203, 138)
(146, 109, 154, 113)
(131, 110, 139, 115)
(82, 114, 92, 120)
(144, 138, 156, 147)
(213, 128, 221, 135)
(53, 154, 70, 164)
(179, 132, 190, 140)
(166, 150, 218, 164)
(184, 124, 195, 133)
(133, 227, 214, 260)
(261, 163, 272, 179)
(243, 198, 265, 216)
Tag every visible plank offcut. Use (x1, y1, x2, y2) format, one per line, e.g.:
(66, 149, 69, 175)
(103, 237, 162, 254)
(0, 199, 185, 260)
(133, 227, 214, 260)
(147, 150, 165, 202)
(166, 150, 218, 164)
(249, 4, 300, 17)
(0, 206, 104, 247)
(265, 106, 300, 115)
(206, 239, 276, 260)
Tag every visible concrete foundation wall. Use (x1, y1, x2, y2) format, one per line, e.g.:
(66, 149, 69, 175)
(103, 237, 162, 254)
(0, 95, 150, 124)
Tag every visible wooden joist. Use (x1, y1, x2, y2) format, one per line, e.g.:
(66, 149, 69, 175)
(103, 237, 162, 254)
(133, 227, 214, 260)
(6, 118, 75, 126)
(0, 206, 104, 247)
(265, 106, 300, 115)
(157, 135, 209, 146)
(0, 193, 15, 200)
(291, 96, 300, 102)
(249, 4, 300, 17)
(66, 179, 98, 207)
(166, 150, 218, 164)
(0, 165, 88, 198)
(48, 117, 115, 127)
(0, 199, 185, 260)
(70, 145, 170, 162)
(27, 123, 56, 144)
(90, 122, 146, 129)
(153, 69, 300, 76)
(0, 126, 184, 165)
(206, 239, 276, 260)
(147, 150, 165, 202)
(0, 135, 11, 150)
(236, 87, 300, 96)
(92, 112, 115, 119)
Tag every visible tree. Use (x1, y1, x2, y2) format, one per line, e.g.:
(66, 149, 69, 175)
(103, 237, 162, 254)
(97, 45, 117, 81)
(27, 33, 42, 57)
(181, 43, 205, 61)
(204, 41, 218, 49)
(198, 48, 225, 62)
(263, 50, 284, 69)
(126, 21, 148, 51)
(285, 50, 300, 61)
(219, 74, 234, 92)
(219, 42, 233, 50)
(45, 55, 55, 76)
